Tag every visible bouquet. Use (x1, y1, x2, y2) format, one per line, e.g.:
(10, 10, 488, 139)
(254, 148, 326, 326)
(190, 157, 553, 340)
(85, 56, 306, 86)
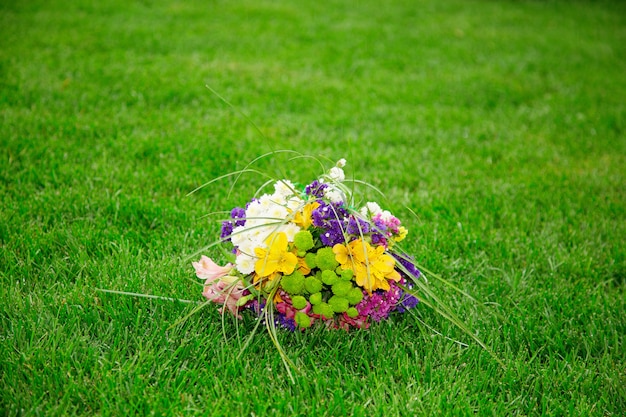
(192, 157, 423, 331)
(99, 152, 497, 380)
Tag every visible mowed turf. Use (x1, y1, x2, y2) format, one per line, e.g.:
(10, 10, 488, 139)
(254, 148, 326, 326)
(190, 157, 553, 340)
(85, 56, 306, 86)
(1, 0, 625, 415)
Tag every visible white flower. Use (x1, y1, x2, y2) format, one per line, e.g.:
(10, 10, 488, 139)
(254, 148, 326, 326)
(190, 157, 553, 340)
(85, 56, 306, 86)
(257, 194, 274, 211)
(285, 196, 304, 212)
(235, 253, 256, 274)
(278, 223, 301, 242)
(273, 180, 296, 199)
(328, 167, 345, 182)
(360, 202, 382, 218)
(236, 238, 259, 258)
(245, 199, 263, 220)
(230, 225, 248, 247)
(267, 203, 288, 221)
(325, 188, 344, 203)
(379, 210, 394, 222)
(336, 158, 346, 168)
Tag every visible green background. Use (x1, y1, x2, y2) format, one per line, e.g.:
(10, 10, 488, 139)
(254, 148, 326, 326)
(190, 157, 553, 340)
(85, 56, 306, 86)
(1, 0, 625, 415)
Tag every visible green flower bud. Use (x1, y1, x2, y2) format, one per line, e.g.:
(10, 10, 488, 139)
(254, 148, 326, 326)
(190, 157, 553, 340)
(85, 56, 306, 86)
(295, 312, 311, 328)
(291, 295, 308, 310)
(328, 296, 349, 313)
(309, 292, 322, 305)
(312, 302, 334, 319)
(347, 287, 364, 305)
(331, 280, 352, 296)
(315, 247, 339, 271)
(304, 252, 317, 269)
(304, 276, 323, 294)
(321, 270, 339, 285)
(340, 269, 354, 281)
(294, 231, 314, 252)
(280, 271, 305, 295)
(346, 307, 359, 318)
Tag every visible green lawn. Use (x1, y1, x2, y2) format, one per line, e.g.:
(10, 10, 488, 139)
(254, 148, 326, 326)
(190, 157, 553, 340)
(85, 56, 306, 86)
(1, 0, 625, 415)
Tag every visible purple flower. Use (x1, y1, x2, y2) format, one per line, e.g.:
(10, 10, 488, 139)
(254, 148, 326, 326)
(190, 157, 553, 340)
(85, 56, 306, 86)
(230, 207, 246, 227)
(220, 221, 234, 240)
(356, 281, 403, 321)
(393, 254, 421, 280)
(397, 291, 419, 313)
(319, 219, 345, 246)
(371, 233, 387, 247)
(368, 217, 389, 246)
(372, 218, 388, 235)
(312, 201, 347, 223)
(346, 216, 370, 235)
(220, 206, 246, 240)
(311, 200, 350, 246)
(305, 180, 328, 198)
(275, 313, 297, 331)
(311, 204, 330, 227)
(332, 203, 349, 219)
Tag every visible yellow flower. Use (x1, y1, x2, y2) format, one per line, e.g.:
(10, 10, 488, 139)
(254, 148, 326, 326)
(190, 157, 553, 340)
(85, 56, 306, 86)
(254, 232, 298, 278)
(296, 253, 312, 275)
(387, 226, 408, 249)
(393, 226, 408, 242)
(253, 271, 280, 288)
(292, 201, 320, 229)
(333, 239, 400, 294)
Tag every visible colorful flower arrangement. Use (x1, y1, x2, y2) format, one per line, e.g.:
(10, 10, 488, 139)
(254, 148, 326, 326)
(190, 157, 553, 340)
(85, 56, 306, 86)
(97, 152, 498, 379)
(192, 158, 423, 331)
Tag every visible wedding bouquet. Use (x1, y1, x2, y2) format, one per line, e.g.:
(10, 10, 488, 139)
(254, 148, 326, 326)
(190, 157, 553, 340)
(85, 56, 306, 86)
(98, 152, 495, 379)
(192, 157, 423, 331)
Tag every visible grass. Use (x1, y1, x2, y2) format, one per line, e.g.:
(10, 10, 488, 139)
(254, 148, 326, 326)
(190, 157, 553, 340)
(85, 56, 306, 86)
(1, 0, 625, 415)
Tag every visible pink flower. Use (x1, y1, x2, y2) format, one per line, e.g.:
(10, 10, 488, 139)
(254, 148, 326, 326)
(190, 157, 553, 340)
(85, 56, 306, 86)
(202, 275, 247, 319)
(192, 255, 233, 280)
(193, 256, 245, 318)
(332, 313, 370, 331)
(275, 291, 312, 320)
